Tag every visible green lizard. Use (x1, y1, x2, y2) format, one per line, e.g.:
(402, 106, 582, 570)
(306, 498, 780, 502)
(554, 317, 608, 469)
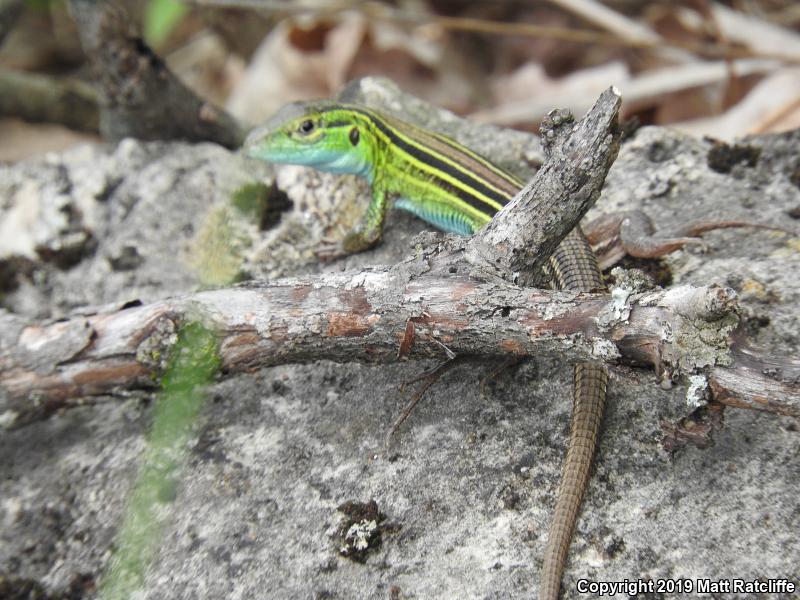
(244, 100, 604, 599)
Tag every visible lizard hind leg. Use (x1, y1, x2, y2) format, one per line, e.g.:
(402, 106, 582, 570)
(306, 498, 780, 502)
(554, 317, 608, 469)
(479, 357, 526, 400)
(584, 210, 795, 271)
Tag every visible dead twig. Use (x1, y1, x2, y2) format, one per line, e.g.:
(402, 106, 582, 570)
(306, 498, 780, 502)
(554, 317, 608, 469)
(0, 68, 99, 132)
(67, 0, 246, 148)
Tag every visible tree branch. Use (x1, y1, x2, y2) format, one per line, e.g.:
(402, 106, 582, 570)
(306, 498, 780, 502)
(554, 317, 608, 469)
(0, 0, 22, 46)
(1, 263, 797, 428)
(67, 0, 245, 148)
(0, 67, 99, 132)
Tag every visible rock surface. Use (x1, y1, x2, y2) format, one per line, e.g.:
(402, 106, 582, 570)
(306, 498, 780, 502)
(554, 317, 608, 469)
(1, 79, 798, 599)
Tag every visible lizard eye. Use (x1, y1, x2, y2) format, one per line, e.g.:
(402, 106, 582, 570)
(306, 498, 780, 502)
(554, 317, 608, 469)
(349, 126, 360, 146)
(297, 119, 315, 135)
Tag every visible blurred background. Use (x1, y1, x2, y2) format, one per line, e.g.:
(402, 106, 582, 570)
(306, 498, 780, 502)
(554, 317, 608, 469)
(1, 0, 799, 162)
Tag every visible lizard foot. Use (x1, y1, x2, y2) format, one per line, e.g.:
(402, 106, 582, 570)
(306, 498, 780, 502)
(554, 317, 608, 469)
(315, 237, 349, 262)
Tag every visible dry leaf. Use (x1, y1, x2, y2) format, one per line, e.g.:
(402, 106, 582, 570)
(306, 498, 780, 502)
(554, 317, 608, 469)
(472, 61, 629, 126)
(675, 68, 800, 139)
(226, 13, 367, 125)
(0, 118, 98, 162)
(227, 11, 467, 125)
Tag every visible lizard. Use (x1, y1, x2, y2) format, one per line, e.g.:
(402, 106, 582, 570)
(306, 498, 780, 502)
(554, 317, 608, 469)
(243, 100, 607, 599)
(242, 100, 765, 599)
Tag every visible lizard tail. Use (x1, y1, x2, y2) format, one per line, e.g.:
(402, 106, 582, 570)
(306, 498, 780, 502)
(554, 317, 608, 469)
(540, 362, 608, 600)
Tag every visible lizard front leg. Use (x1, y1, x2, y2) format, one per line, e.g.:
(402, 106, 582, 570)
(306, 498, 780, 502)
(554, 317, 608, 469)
(317, 185, 390, 260)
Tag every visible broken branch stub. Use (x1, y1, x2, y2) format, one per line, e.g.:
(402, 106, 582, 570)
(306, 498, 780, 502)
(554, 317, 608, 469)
(465, 87, 622, 287)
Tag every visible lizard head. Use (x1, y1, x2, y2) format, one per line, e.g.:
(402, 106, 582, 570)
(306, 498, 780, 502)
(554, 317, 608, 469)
(244, 101, 375, 178)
